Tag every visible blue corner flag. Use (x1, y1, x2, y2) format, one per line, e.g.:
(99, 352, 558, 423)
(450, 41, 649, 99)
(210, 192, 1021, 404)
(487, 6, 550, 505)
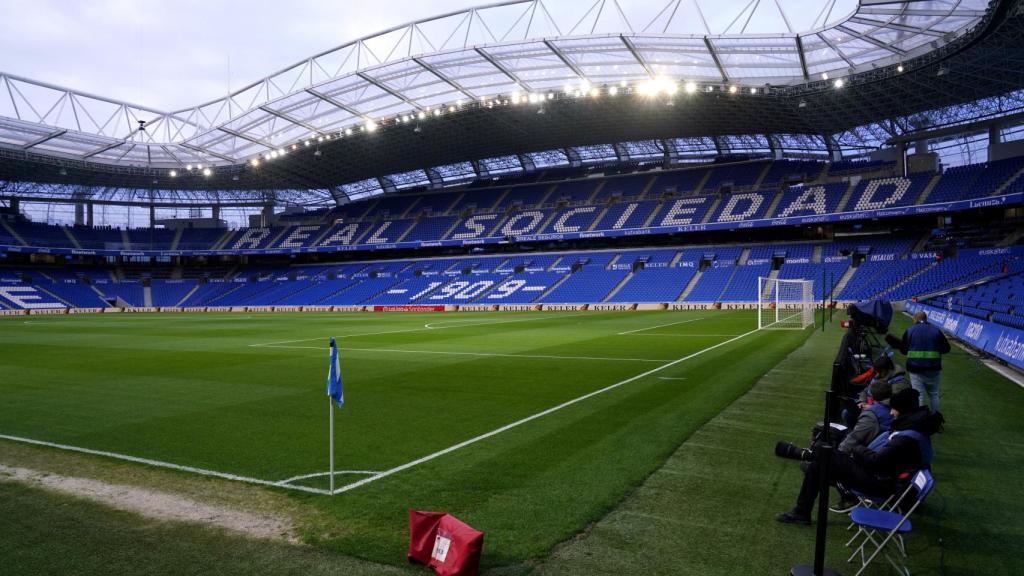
(326, 337, 344, 409)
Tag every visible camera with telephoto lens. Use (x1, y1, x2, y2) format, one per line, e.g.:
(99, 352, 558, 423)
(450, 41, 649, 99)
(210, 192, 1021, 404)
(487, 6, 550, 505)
(774, 441, 814, 462)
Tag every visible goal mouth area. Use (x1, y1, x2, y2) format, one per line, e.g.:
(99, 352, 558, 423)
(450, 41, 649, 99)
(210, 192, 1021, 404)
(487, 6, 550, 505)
(757, 276, 814, 330)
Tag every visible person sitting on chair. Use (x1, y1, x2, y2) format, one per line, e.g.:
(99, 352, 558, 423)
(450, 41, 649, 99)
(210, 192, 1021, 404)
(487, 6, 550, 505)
(776, 389, 944, 525)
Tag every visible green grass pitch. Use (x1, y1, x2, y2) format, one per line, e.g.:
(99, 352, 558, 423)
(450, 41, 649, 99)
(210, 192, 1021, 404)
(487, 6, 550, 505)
(0, 310, 809, 567)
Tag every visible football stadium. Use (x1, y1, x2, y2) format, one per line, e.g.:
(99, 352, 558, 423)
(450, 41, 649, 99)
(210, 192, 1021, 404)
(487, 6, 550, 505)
(1, 1, 1023, 574)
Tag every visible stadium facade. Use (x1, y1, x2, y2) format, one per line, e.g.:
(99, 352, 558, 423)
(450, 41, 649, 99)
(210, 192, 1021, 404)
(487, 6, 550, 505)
(0, 0, 1023, 364)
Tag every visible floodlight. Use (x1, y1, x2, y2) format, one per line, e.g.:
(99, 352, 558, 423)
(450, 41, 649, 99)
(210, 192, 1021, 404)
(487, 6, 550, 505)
(345, 128, 353, 135)
(609, 86, 618, 96)
(729, 85, 738, 94)
(833, 78, 844, 89)
(897, 64, 904, 73)
(750, 87, 758, 94)
(169, 170, 177, 177)
(251, 158, 260, 167)
(589, 88, 599, 97)
(305, 140, 311, 146)
(684, 81, 697, 94)
(278, 148, 286, 155)
(185, 164, 193, 171)
(821, 72, 829, 80)
(197, 164, 203, 170)
(365, 120, 378, 132)
(202, 168, 212, 177)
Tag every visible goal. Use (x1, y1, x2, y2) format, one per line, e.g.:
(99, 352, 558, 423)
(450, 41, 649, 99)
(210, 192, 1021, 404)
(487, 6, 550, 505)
(758, 277, 814, 330)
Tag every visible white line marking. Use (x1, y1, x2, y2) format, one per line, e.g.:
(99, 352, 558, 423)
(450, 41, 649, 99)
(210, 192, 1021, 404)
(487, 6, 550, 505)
(276, 470, 379, 486)
(331, 327, 762, 495)
(424, 312, 582, 330)
(658, 377, 688, 380)
(623, 333, 745, 338)
(616, 317, 706, 335)
(0, 433, 330, 496)
(250, 312, 586, 347)
(260, 345, 669, 363)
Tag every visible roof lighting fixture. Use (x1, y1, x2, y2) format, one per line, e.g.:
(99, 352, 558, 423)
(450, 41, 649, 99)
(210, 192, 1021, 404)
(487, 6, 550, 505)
(547, 92, 554, 99)
(365, 119, 378, 132)
(169, 170, 177, 177)
(579, 79, 592, 93)
(729, 85, 738, 94)
(318, 136, 324, 142)
(821, 72, 829, 80)
(305, 140, 311, 146)
(706, 85, 714, 93)
(511, 90, 521, 103)
(456, 99, 464, 107)
(202, 168, 212, 177)
(345, 128, 353, 135)
(684, 81, 697, 94)
(833, 78, 845, 89)
(897, 64, 904, 73)
(589, 88, 599, 97)
(186, 164, 193, 171)
(750, 87, 758, 94)
(418, 111, 427, 120)
(291, 144, 297, 150)
(250, 158, 260, 167)
(563, 84, 573, 95)
(609, 86, 619, 96)
(619, 79, 628, 88)
(433, 108, 441, 116)
(278, 148, 286, 155)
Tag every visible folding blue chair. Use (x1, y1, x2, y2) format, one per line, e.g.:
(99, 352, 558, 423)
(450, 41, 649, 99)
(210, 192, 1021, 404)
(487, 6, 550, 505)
(846, 469, 934, 576)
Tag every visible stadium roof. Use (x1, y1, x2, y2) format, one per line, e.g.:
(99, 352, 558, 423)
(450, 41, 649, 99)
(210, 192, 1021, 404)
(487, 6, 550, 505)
(0, 0, 1022, 200)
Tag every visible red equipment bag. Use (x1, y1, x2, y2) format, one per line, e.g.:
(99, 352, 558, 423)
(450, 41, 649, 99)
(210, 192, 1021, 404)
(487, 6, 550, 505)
(408, 510, 485, 576)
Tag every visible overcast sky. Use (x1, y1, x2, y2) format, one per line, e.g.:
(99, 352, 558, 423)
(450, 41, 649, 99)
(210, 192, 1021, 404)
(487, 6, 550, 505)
(0, 0, 480, 110)
(0, 0, 846, 112)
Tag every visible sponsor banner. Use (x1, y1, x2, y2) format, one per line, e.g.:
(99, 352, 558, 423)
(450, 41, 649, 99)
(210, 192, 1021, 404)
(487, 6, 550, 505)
(911, 251, 939, 260)
(1, 192, 1020, 258)
(906, 302, 1024, 370)
(230, 307, 248, 312)
(372, 305, 445, 312)
(498, 305, 540, 312)
(206, 307, 232, 313)
(589, 303, 637, 311)
(159, 307, 184, 313)
(273, 306, 301, 312)
(824, 256, 850, 263)
(455, 305, 497, 312)
(541, 304, 585, 311)
(868, 253, 897, 262)
(28, 308, 67, 315)
(746, 258, 771, 265)
(183, 307, 208, 312)
(123, 307, 157, 313)
(332, 306, 365, 312)
(0, 309, 29, 316)
(300, 305, 332, 312)
(668, 303, 711, 310)
(102, 308, 123, 313)
(637, 303, 668, 311)
(721, 303, 758, 310)
(247, 306, 275, 312)
(68, 308, 103, 314)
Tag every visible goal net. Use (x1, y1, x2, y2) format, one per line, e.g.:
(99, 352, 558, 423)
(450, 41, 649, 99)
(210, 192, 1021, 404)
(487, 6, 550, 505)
(758, 277, 814, 330)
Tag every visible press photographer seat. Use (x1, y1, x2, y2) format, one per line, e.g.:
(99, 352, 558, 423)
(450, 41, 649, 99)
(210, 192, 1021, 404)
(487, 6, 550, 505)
(846, 469, 935, 576)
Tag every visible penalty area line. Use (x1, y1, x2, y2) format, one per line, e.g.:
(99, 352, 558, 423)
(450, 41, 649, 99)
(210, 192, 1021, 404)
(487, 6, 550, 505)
(616, 317, 706, 335)
(0, 433, 330, 496)
(330, 327, 762, 495)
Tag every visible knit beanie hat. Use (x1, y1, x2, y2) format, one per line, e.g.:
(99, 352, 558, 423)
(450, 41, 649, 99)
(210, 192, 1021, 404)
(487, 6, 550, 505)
(890, 388, 919, 414)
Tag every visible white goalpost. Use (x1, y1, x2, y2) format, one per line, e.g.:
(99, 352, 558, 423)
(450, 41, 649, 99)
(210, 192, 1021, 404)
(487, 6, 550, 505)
(758, 277, 814, 330)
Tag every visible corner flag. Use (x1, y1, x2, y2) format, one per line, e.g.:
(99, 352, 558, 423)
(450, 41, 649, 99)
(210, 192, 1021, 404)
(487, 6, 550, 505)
(326, 337, 344, 409)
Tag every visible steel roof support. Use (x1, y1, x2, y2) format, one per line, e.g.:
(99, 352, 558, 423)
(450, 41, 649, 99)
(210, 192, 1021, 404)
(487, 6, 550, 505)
(542, 39, 586, 78)
(81, 140, 126, 159)
(219, 127, 276, 150)
(795, 36, 810, 81)
(704, 37, 729, 83)
(620, 35, 654, 77)
(356, 72, 423, 113)
(412, 57, 476, 101)
(474, 47, 532, 92)
(20, 128, 67, 150)
(305, 88, 364, 117)
(259, 106, 327, 136)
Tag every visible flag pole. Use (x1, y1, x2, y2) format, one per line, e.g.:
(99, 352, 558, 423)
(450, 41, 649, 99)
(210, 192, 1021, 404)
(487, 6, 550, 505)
(329, 395, 335, 493)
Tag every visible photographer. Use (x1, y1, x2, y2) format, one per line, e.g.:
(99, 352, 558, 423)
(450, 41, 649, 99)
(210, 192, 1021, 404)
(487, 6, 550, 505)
(886, 311, 950, 412)
(838, 379, 893, 455)
(775, 389, 944, 525)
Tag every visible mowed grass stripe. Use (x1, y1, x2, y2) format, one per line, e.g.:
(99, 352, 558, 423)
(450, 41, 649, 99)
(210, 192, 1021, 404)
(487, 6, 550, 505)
(0, 310, 809, 568)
